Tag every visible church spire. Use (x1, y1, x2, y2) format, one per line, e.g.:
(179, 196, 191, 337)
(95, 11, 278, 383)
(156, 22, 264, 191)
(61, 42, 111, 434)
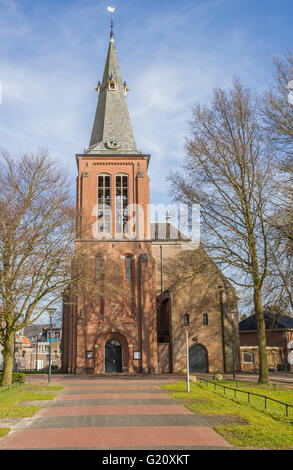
(86, 26, 139, 155)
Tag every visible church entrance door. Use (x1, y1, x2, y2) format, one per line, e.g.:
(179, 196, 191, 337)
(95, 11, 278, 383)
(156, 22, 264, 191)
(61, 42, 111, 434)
(105, 339, 123, 373)
(189, 344, 208, 372)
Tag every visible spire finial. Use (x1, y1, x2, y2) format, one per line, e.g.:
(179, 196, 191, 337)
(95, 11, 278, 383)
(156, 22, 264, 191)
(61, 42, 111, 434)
(110, 16, 114, 39)
(107, 6, 115, 40)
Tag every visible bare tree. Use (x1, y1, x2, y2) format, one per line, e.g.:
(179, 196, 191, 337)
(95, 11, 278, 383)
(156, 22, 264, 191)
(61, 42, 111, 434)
(260, 52, 293, 310)
(169, 80, 274, 383)
(262, 51, 293, 156)
(262, 227, 293, 313)
(0, 151, 79, 385)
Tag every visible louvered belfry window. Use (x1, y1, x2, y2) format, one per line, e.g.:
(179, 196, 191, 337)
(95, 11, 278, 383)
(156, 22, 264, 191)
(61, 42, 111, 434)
(115, 174, 129, 234)
(97, 174, 111, 233)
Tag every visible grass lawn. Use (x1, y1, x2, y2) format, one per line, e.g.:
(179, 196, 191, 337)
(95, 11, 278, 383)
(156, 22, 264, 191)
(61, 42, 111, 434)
(0, 428, 10, 438)
(0, 383, 64, 439)
(162, 381, 293, 449)
(202, 379, 293, 417)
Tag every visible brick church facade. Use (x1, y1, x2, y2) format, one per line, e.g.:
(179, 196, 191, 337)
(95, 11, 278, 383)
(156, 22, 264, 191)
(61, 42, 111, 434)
(61, 28, 240, 375)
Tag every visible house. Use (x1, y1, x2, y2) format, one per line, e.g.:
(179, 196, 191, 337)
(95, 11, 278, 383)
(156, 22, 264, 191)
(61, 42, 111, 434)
(239, 312, 293, 372)
(14, 325, 62, 371)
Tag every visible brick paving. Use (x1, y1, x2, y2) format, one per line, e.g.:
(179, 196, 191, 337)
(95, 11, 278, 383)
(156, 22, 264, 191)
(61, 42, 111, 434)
(0, 376, 233, 450)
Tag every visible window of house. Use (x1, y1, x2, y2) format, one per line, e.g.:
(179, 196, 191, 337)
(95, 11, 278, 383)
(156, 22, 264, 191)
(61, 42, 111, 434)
(97, 174, 111, 233)
(203, 313, 208, 326)
(243, 352, 253, 363)
(115, 174, 129, 234)
(125, 256, 132, 280)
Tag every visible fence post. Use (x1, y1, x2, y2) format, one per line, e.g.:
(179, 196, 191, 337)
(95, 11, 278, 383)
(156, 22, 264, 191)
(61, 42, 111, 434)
(286, 405, 289, 417)
(265, 397, 267, 409)
(248, 392, 250, 403)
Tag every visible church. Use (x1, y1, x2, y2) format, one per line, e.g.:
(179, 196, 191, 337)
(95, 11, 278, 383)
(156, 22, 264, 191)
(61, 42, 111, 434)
(61, 26, 240, 375)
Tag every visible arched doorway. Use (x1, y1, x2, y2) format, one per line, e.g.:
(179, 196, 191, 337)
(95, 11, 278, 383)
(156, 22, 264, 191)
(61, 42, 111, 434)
(189, 344, 208, 373)
(105, 339, 123, 373)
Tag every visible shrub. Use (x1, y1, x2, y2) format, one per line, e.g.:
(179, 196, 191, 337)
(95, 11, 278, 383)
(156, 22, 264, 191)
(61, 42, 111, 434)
(0, 372, 26, 385)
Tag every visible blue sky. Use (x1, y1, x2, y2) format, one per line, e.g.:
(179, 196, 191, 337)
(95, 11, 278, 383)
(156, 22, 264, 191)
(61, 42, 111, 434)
(0, 0, 292, 206)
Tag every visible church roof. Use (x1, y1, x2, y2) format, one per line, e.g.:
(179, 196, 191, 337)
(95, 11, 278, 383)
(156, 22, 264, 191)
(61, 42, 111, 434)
(86, 31, 139, 156)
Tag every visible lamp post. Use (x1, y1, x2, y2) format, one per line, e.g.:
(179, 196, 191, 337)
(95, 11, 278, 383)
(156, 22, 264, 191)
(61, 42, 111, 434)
(35, 336, 39, 371)
(47, 308, 56, 384)
(184, 313, 190, 393)
(231, 311, 236, 381)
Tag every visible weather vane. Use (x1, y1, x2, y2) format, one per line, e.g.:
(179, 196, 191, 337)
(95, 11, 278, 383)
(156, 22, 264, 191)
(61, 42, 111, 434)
(107, 6, 115, 39)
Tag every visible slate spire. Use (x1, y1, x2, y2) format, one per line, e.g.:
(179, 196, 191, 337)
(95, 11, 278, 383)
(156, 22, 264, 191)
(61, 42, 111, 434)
(87, 28, 139, 155)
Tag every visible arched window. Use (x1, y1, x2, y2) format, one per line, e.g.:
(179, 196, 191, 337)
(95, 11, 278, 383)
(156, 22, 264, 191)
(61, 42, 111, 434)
(203, 313, 208, 326)
(125, 256, 132, 280)
(95, 255, 103, 281)
(115, 174, 129, 234)
(97, 174, 111, 233)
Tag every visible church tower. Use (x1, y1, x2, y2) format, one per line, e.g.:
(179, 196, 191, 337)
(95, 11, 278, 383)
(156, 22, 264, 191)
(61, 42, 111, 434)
(62, 26, 159, 374)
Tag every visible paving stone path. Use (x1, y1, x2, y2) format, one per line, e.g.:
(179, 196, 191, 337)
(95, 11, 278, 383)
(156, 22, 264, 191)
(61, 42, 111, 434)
(0, 376, 233, 450)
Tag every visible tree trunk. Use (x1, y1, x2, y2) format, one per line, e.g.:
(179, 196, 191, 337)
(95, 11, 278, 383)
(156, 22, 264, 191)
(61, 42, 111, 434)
(1, 333, 15, 386)
(254, 288, 269, 384)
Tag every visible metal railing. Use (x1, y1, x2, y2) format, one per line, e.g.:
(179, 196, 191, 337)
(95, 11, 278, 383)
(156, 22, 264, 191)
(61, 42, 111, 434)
(199, 378, 293, 418)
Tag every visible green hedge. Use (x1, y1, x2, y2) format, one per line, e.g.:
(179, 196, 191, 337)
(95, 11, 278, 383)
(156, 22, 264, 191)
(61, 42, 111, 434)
(20, 366, 65, 375)
(0, 372, 26, 385)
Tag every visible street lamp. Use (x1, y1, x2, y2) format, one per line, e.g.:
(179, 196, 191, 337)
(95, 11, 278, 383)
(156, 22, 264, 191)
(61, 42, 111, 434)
(231, 311, 236, 381)
(47, 308, 56, 384)
(184, 313, 190, 393)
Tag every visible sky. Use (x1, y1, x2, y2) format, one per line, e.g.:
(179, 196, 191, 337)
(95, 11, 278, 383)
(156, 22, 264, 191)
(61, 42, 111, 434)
(0, 0, 292, 207)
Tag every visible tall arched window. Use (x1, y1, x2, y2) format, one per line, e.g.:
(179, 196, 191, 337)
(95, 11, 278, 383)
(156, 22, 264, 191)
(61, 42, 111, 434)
(95, 255, 103, 281)
(97, 174, 111, 233)
(115, 174, 129, 234)
(125, 256, 132, 280)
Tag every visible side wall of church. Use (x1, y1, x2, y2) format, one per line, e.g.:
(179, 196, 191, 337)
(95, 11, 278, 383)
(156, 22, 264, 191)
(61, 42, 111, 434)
(152, 243, 240, 374)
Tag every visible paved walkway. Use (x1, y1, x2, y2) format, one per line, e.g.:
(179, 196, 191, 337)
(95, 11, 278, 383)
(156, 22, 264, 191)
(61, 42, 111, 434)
(0, 376, 233, 450)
